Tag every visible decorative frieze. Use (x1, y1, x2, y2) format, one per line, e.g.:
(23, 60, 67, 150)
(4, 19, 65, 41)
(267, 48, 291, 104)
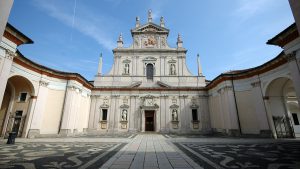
(5, 50, 16, 60)
(39, 80, 49, 87)
(160, 94, 169, 98)
(111, 94, 120, 98)
(284, 52, 296, 62)
(251, 81, 261, 88)
(217, 86, 233, 93)
(170, 104, 179, 109)
(179, 95, 188, 98)
(130, 95, 139, 98)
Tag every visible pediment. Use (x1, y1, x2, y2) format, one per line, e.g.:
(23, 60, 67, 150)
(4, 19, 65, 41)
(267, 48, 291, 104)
(130, 81, 142, 88)
(157, 81, 171, 88)
(131, 23, 169, 34)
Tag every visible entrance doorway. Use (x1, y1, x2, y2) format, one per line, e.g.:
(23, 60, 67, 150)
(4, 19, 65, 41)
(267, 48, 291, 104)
(145, 110, 155, 131)
(0, 76, 34, 137)
(266, 77, 300, 138)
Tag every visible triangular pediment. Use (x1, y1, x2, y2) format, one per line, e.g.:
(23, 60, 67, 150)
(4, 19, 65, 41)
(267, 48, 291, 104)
(131, 23, 169, 35)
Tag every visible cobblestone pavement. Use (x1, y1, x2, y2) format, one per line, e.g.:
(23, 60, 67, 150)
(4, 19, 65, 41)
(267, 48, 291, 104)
(1, 134, 300, 169)
(174, 142, 300, 169)
(0, 142, 125, 169)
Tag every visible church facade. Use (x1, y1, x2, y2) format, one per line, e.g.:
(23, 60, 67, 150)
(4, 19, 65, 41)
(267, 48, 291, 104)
(0, 11, 300, 139)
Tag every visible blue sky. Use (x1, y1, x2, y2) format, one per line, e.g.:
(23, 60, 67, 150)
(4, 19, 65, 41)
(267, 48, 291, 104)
(8, 0, 294, 80)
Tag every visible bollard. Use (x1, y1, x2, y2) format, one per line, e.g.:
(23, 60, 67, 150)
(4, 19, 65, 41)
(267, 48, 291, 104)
(6, 132, 17, 144)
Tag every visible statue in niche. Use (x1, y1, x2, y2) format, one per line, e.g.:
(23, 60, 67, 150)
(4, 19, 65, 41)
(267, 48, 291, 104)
(170, 64, 176, 75)
(134, 37, 139, 46)
(161, 37, 166, 47)
(172, 109, 178, 121)
(124, 63, 129, 74)
(121, 109, 127, 121)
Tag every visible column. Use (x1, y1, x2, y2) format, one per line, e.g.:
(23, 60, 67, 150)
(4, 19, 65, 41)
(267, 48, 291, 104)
(88, 96, 96, 129)
(132, 56, 136, 76)
(93, 96, 101, 129)
(251, 81, 271, 136)
(264, 99, 278, 139)
(0, 0, 14, 41)
(28, 80, 49, 138)
(134, 96, 139, 130)
(286, 54, 300, 106)
(136, 56, 140, 76)
(141, 109, 145, 132)
(179, 95, 185, 133)
(0, 49, 14, 108)
(59, 85, 77, 136)
(183, 96, 189, 132)
(108, 96, 116, 132)
(129, 95, 137, 132)
(114, 95, 120, 131)
(160, 95, 167, 132)
(223, 86, 240, 136)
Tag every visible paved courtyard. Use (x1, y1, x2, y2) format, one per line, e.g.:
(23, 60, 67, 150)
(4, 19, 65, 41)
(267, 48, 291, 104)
(0, 134, 299, 169)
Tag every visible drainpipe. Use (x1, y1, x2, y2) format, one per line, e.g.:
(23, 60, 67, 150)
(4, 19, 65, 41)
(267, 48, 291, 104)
(231, 76, 242, 136)
(58, 80, 69, 134)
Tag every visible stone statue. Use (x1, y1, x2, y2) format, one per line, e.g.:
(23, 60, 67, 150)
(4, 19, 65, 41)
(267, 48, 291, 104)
(172, 109, 178, 121)
(124, 64, 129, 74)
(170, 64, 176, 75)
(148, 9, 152, 22)
(118, 33, 123, 42)
(121, 109, 127, 121)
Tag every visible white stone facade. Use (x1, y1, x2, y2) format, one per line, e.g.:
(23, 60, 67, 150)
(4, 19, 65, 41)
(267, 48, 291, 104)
(91, 12, 208, 133)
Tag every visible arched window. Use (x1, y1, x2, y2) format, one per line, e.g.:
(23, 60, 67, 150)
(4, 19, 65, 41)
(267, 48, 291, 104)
(146, 64, 154, 80)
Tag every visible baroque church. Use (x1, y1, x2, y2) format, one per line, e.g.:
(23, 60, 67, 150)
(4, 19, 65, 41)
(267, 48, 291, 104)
(0, 10, 300, 139)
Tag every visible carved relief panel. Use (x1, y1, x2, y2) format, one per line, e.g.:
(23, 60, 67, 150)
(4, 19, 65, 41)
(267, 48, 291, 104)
(142, 35, 158, 48)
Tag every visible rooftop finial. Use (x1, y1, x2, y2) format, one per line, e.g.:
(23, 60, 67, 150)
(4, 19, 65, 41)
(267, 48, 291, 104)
(97, 52, 103, 76)
(117, 33, 123, 48)
(197, 53, 203, 76)
(148, 9, 152, 22)
(177, 33, 183, 48)
(177, 33, 182, 42)
(136, 16, 140, 27)
(118, 33, 123, 42)
(160, 16, 165, 27)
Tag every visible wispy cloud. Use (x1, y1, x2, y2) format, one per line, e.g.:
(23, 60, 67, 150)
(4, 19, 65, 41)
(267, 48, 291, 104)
(32, 0, 116, 50)
(233, 0, 272, 22)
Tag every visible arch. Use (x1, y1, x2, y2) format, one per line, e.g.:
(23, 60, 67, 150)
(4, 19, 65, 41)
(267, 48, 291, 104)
(146, 63, 154, 80)
(266, 77, 300, 138)
(0, 75, 35, 137)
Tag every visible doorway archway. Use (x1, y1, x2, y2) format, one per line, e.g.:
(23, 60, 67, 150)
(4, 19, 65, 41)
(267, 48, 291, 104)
(0, 75, 35, 137)
(266, 77, 300, 138)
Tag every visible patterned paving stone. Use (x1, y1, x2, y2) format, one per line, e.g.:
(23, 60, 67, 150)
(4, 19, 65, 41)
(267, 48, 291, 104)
(174, 142, 300, 169)
(0, 142, 126, 169)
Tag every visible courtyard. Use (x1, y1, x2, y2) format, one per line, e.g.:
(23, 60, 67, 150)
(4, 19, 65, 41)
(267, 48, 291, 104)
(0, 134, 300, 169)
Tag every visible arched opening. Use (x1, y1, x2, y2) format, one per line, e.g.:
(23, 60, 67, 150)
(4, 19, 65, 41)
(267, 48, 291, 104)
(266, 77, 300, 138)
(146, 64, 154, 80)
(0, 75, 34, 137)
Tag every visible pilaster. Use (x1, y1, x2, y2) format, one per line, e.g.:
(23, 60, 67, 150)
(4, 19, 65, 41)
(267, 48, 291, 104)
(285, 53, 300, 107)
(0, 49, 15, 108)
(59, 84, 82, 136)
(28, 80, 49, 138)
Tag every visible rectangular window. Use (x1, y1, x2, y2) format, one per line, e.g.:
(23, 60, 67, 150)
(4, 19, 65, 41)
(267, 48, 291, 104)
(102, 109, 108, 121)
(192, 109, 198, 121)
(292, 113, 299, 125)
(15, 110, 23, 117)
(19, 93, 27, 102)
